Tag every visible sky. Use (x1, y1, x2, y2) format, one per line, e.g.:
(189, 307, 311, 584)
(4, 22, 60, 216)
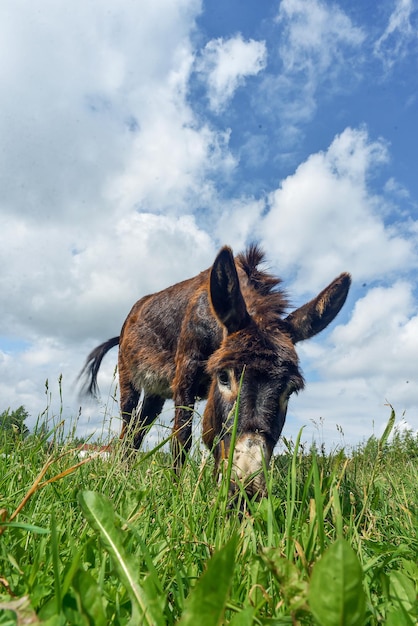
(0, 0, 417, 451)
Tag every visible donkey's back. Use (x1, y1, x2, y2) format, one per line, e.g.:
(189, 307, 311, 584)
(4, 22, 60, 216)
(117, 267, 218, 401)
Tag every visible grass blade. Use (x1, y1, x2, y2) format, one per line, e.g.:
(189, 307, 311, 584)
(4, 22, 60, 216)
(285, 427, 304, 560)
(0, 522, 50, 534)
(50, 511, 62, 614)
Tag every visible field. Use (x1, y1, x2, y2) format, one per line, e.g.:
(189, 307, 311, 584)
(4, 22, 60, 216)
(1, 405, 417, 625)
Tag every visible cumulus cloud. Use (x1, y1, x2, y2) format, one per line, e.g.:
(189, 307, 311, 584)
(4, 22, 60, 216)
(0, 0, 235, 229)
(0, 1, 199, 223)
(291, 280, 418, 446)
(318, 281, 418, 379)
(212, 197, 265, 252)
(0, 211, 215, 343)
(198, 34, 267, 113)
(259, 127, 417, 293)
(0, 0, 222, 428)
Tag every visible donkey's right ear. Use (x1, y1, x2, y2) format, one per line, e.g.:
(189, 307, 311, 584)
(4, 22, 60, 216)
(283, 272, 351, 343)
(210, 247, 251, 334)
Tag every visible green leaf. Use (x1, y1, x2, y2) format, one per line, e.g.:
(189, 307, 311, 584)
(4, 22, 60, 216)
(388, 570, 417, 620)
(308, 539, 366, 626)
(72, 569, 107, 626)
(178, 535, 238, 626)
(228, 605, 256, 626)
(40, 615, 66, 626)
(78, 490, 165, 626)
(386, 608, 416, 626)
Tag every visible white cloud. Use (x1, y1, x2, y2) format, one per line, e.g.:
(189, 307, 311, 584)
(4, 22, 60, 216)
(0, 210, 215, 344)
(259, 127, 417, 293)
(277, 0, 365, 73)
(198, 34, 267, 113)
(374, 0, 417, 69)
(318, 282, 418, 379)
(213, 197, 265, 251)
(290, 280, 418, 447)
(267, 0, 365, 130)
(384, 177, 411, 200)
(0, 0, 213, 227)
(108, 121, 235, 216)
(285, 378, 386, 448)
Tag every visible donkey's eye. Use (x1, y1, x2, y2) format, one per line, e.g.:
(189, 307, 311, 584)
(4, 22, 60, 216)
(217, 370, 231, 388)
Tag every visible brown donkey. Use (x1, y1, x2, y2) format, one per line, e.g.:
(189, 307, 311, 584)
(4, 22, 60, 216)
(80, 244, 350, 496)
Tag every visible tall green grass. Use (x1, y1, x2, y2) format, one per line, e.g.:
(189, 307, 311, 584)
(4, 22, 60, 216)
(0, 404, 417, 624)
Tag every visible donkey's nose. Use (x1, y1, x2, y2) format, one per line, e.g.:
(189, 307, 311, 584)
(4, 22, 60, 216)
(230, 433, 271, 497)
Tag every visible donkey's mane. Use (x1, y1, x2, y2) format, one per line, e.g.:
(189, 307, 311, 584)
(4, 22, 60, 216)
(236, 243, 289, 316)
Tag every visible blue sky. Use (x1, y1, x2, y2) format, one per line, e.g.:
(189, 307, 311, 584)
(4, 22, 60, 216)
(0, 0, 417, 449)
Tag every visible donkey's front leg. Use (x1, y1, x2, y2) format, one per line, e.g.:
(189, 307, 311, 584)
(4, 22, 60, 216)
(171, 345, 207, 473)
(171, 402, 194, 474)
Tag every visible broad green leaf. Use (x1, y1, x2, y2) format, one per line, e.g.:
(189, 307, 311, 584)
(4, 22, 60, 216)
(72, 569, 107, 626)
(308, 539, 366, 626)
(37, 596, 65, 622)
(39, 615, 66, 626)
(78, 490, 165, 626)
(401, 559, 418, 585)
(388, 570, 417, 619)
(228, 606, 256, 626)
(386, 608, 416, 626)
(229, 606, 256, 626)
(178, 535, 237, 626)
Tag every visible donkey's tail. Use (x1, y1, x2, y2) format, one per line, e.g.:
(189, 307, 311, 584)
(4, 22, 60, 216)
(78, 336, 120, 398)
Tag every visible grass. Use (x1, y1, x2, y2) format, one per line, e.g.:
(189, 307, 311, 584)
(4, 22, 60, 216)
(0, 403, 417, 625)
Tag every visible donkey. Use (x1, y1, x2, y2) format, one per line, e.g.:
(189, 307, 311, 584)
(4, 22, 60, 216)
(80, 244, 350, 496)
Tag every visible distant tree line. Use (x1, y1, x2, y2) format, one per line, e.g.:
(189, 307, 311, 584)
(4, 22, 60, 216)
(0, 405, 30, 439)
(0, 407, 90, 450)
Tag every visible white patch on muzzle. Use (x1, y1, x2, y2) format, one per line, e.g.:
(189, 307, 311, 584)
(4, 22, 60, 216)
(231, 433, 271, 496)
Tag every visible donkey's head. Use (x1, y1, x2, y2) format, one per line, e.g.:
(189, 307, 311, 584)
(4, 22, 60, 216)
(202, 246, 351, 498)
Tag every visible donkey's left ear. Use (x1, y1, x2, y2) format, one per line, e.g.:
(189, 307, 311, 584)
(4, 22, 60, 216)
(210, 246, 251, 334)
(284, 273, 351, 343)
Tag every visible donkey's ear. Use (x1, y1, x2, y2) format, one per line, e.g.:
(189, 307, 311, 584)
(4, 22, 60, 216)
(284, 273, 351, 343)
(210, 246, 251, 334)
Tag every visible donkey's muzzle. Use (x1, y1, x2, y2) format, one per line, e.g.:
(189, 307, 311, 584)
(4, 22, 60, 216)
(229, 433, 272, 498)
